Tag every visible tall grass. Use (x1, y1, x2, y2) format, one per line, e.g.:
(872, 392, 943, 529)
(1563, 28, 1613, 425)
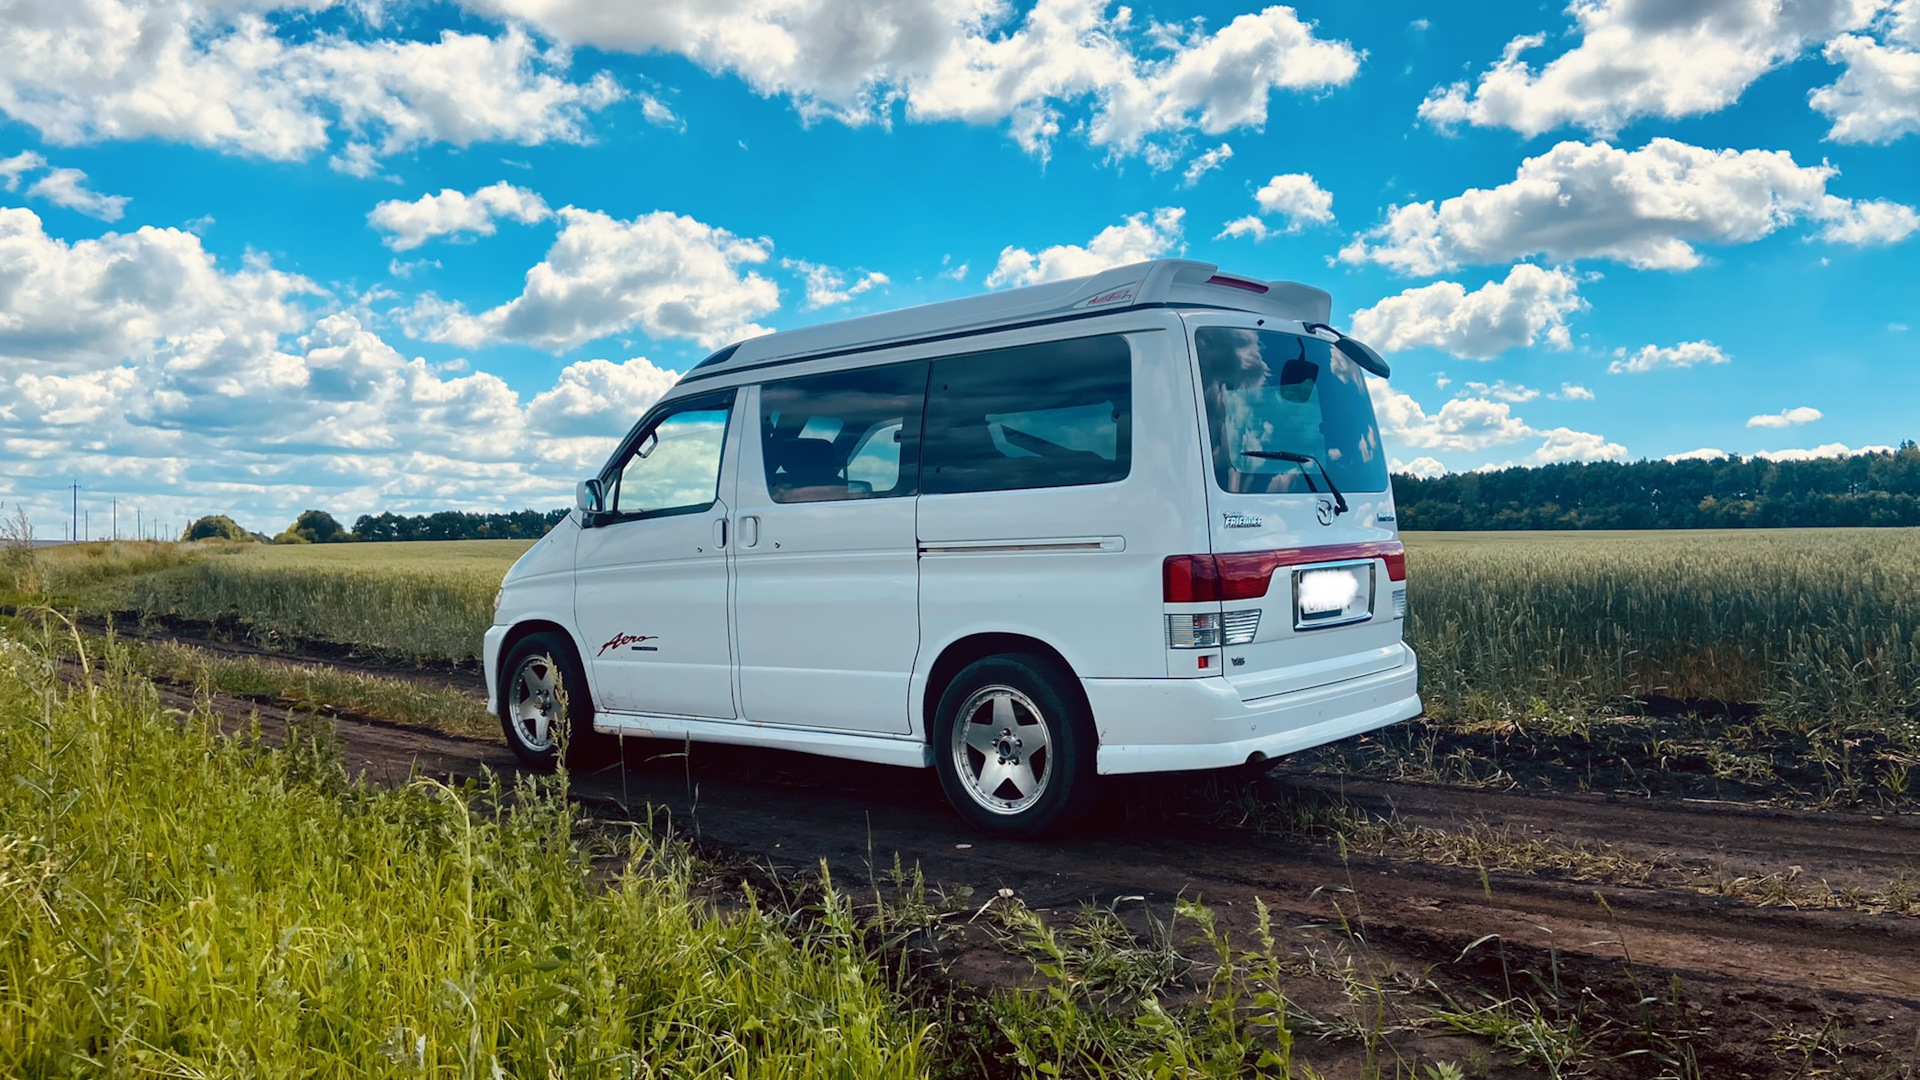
(1405, 529, 1920, 727)
(0, 626, 932, 1076)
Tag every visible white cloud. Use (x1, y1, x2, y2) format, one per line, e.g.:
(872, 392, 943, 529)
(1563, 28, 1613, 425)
(0, 151, 45, 190)
(1667, 447, 1730, 462)
(987, 207, 1184, 287)
(1811, 33, 1920, 144)
(1182, 143, 1233, 187)
(1533, 427, 1629, 464)
(1608, 340, 1730, 374)
(23, 167, 129, 221)
(1418, 0, 1878, 137)
(403, 207, 779, 350)
(458, 0, 1360, 159)
(1216, 172, 1334, 240)
(1348, 264, 1585, 360)
(0, 4, 622, 169)
(1756, 442, 1895, 461)
(1337, 138, 1909, 275)
(1216, 215, 1271, 242)
(1464, 380, 1539, 403)
(638, 93, 683, 130)
(1392, 456, 1447, 479)
(782, 260, 890, 309)
(1747, 406, 1823, 428)
(368, 182, 552, 251)
(0, 204, 709, 528)
(1552, 383, 1595, 400)
(1816, 197, 1920, 244)
(1370, 380, 1625, 466)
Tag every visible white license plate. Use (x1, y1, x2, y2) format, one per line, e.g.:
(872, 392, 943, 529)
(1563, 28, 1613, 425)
(1293, 562, 1374, 629)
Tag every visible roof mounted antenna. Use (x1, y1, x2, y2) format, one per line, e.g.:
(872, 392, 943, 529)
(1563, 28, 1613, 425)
(1303, 323, 1391, 378)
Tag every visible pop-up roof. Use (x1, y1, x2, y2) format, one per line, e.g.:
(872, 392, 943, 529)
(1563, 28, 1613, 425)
(688, 259, 1336, 379)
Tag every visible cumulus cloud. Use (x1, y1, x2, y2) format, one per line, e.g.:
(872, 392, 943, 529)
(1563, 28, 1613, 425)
(1553, 383, 1595, 400)
(1464, 380, 1540, 403)
(1812, 33, 1920, 144)
(782, 260, 890, 309)
(1418, 0, 1878, 137)
(1337, 138, 1912, 275)
(987, 207, 1184, 287)
(1748, 406, 1823, 428)
(457, 0, 1360, 159)
(402, 207, 779, 350)
(1816, 197, 1920, 244)
(1348, 265, 1585, 360)
(23, 167, 129, 221)
(368, 182, 552, 250)
(1667, 447, 1731, 462)
(0, 151, 45, 190)
(1369, 381, 1626, 466)
(1392, 456, 1447, 479)
(1182, 144, 1233, 187)
(1756, 442, 1895, 461)
(0, 204, 706, 528)
(0, 3, 622, 169)
(1215, 172, 1334, 241)
(1608, 340, 1729, 374)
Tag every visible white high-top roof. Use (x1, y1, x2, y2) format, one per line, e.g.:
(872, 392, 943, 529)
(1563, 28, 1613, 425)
(689, 259, 1335, 379)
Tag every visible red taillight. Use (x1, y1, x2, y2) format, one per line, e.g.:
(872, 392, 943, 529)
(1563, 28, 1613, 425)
(1162, 554, 1221, 602)
(1163, 542, 1405, 602)
(1205, 274, 1269, 294)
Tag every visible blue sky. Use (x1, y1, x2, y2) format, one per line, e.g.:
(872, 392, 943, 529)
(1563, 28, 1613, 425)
(1, 0, 1916, 535)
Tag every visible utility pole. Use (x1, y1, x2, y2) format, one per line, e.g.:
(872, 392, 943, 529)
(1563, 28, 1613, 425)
(112, 498, 117, 540)
(71, 481, 79, 545)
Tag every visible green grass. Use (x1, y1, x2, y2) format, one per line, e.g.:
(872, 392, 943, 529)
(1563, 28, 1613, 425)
(0, 624, 934, 1077)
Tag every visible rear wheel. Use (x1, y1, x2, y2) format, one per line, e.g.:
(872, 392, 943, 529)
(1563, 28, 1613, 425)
(933, 654, 1097, 839)
(498, 632, 612, 770)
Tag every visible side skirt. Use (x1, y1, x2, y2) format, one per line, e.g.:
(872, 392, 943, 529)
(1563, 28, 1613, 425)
(593, 711, 934, 770)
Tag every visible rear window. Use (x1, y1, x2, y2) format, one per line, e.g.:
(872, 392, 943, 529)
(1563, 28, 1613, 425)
(1195, 327, 1388, 495)
(923, 335, 1132, 495)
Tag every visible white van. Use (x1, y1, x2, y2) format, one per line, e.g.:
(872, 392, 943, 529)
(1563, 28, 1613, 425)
(485, 258, 1420, 836)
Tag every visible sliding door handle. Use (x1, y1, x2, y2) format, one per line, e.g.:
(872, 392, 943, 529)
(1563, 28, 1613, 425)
(739, 515, 761, 548)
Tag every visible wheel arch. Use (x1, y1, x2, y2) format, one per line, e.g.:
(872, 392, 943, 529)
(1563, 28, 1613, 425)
(920, 632, 1094, 745)
(495, 619, 591, 704)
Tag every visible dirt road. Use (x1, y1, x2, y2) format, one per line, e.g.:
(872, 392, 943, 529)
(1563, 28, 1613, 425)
(106, 615, 1914, 1080)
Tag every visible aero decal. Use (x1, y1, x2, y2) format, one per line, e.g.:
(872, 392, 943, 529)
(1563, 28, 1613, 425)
(599, 632, 659, 656)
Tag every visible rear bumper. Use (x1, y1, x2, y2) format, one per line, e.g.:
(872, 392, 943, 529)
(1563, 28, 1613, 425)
(482, 624, 509, 716)
(1087, 645, 1420, 775)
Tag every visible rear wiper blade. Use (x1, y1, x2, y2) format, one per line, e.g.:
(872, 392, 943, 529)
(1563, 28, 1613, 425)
(1242, 451, 1349, 516)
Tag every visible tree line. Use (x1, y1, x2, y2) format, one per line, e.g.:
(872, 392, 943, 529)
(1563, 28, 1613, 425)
(182, 508, 570, 544)
(1392, 443, 1920, 530)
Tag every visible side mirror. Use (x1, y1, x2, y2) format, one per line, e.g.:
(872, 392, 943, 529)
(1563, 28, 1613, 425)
(575, 478, 605, 517)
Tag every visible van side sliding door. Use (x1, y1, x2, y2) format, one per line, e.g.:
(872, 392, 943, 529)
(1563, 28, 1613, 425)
(729, 365, 928, 734)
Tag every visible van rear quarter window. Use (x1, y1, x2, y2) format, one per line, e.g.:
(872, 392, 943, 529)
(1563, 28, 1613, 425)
(923, 334, 1132, 495)
(1195, 327, 1388, 495)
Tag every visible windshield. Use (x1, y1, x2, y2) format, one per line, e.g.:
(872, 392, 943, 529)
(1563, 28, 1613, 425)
(1195, 326, 1389, 495)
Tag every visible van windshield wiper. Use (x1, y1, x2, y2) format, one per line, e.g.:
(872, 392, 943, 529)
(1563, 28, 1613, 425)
(1242, 450, 1349, 516)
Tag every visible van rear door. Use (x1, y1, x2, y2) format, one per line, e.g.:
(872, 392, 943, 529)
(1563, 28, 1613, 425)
(1182, 314, 1409, 701)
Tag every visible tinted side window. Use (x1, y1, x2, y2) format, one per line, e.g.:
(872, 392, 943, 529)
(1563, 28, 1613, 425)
(760, 361, 928, 504)
(923, 335, 1132, 495)
(609, 396, 733, 518)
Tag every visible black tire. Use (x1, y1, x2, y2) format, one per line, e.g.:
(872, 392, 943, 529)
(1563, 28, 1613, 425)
(932, 654, 1097, 839)
(497, 632, 613, 770)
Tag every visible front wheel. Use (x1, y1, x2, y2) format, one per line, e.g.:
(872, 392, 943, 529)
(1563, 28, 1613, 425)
(933, 654, 1097, 839)
(498, 632, 611, 770)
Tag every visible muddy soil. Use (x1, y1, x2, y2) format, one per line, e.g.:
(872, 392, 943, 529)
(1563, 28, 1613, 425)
(111, 626, 1920, 1080)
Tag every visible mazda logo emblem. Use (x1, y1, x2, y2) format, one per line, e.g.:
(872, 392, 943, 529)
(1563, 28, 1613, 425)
(1315, 498, 1336, 526)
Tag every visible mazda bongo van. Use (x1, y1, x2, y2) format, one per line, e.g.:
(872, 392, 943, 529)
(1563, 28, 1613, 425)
(486, 258, 1420, 836)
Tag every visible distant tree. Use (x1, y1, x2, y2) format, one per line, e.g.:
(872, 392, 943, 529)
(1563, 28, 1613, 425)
(351, 508, 570, 542)
(275, 509, 350, 544)
(181, 515, 256, 542)
(1391, 444, 1920, 530)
